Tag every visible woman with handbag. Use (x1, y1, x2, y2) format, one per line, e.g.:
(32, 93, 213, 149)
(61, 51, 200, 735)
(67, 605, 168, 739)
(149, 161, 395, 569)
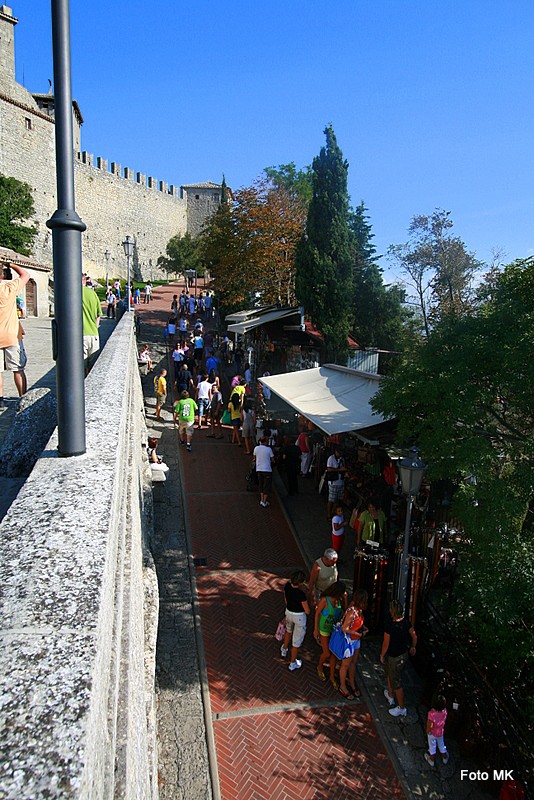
(338, 590, 368, 699)
(313, 581, 347, 687)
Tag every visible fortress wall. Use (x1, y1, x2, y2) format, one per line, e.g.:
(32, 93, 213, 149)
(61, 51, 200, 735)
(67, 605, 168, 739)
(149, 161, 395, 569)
(0, 315, 159, 799)
(0, 90, 188, 280)
(73, 155, 187, 281)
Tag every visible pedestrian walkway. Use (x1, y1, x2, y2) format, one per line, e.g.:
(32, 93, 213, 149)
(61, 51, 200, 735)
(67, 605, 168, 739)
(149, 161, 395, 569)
(182, 431, 403, 799)
(135, 282, 495, 800)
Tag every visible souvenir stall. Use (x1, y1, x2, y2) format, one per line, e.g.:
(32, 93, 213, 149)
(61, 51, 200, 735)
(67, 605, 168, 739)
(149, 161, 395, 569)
(225, 306, 321, 386)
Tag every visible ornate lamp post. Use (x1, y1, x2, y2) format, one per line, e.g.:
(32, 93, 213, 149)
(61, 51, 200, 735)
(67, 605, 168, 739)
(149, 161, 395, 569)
(397, 447, 427, 610)
(122, 236, 133, 312)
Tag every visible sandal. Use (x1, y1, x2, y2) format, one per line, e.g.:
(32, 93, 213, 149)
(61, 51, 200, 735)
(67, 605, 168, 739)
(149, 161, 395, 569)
(339, 687, 355, 701)
(317, 667, 326, 682)
(349, 686, 361, 698)
(330, 678, 339, 691)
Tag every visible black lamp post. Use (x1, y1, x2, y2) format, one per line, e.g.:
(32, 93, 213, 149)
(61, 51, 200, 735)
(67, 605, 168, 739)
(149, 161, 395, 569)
(397, 447, 427, 609)
(46, 0, 86, 456)
(122, 236, 133, 312)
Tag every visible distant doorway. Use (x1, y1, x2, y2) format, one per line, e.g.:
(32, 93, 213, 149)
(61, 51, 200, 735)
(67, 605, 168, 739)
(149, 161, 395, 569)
(25, 279, 37, 316)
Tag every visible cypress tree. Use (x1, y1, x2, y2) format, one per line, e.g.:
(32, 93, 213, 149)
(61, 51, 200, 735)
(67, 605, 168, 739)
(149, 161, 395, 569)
(295, 125, 353, 364)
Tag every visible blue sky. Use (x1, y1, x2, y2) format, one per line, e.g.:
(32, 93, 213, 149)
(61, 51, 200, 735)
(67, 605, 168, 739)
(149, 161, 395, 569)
(14, 1, 534, 282)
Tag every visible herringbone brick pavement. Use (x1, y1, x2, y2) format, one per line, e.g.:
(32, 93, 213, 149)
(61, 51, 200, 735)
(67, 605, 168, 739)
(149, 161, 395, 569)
(197, 570, 339, 713)
(175, 391, 405, 799)
(214, 707, 403, 800)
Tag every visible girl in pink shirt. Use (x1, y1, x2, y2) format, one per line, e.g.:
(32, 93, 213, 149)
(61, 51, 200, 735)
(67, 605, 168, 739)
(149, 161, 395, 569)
(425, 694, 449, 766)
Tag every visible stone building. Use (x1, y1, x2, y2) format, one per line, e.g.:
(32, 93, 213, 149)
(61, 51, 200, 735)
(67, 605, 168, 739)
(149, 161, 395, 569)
(0, 245, 51, 318)
(0, 4, 222, 283)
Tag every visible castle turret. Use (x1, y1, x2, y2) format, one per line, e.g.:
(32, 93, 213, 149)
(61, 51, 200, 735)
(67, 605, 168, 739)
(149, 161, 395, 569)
(0, 5, 18, 92)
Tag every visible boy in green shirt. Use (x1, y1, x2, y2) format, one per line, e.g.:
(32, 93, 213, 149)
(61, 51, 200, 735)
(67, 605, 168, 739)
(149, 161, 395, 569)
(173, 391, 198, 451)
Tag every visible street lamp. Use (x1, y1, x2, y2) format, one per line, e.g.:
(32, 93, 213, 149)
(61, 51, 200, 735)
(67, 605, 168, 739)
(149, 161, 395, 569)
(397, 447, 427, 610)
(104, 249, 110, 290)
(122, 236, 133, 311)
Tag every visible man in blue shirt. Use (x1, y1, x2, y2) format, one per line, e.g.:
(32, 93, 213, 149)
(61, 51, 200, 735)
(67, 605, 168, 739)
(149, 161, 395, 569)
(205, 351, 220, 375)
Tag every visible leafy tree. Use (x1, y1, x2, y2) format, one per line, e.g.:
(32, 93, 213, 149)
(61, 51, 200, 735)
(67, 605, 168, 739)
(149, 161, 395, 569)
(157, 232, 202, 279)
(199, 194, 246, 312)
(387, 209, 480, 336)
(349, 202, 409, 352)
(0, 174, 38, 256)
(234, 179, 306, 305)
(295, 125, 354, 364)
(264, 162, 313, 204)
(200, 177, 306, 311)
(372, 257, 534, 695)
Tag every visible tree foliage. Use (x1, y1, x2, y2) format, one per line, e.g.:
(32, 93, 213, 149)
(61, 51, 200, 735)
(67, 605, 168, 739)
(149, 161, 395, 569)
(295, 125, 353, 364)
(264, 162, 313, 204)
(387, 209, 480, 337)
(0, 174, 38, 256)
(157, 232, 202, 279)
(349, 202, 410, 352)
(372, 257, 534, 690)
(200, 177, 306, 311)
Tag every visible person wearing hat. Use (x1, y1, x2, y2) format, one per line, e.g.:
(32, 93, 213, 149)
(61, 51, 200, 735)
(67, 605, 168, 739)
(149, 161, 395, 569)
(308, 548, 340, 607)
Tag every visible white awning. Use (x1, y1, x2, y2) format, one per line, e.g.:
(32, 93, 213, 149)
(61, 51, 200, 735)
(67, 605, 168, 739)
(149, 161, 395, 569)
(259, 365, 385, 436)
(227, 307, 300, 334)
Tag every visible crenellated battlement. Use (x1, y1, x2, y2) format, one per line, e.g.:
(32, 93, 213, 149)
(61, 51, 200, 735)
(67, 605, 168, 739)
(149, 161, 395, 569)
(77, 151, 181, 197)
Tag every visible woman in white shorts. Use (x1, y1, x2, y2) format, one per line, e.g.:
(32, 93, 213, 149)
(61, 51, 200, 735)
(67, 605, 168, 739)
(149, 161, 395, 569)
(280, 570, 310, 672)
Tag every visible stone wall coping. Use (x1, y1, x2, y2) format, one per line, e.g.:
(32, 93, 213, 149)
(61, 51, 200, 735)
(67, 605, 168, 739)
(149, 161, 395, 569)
(0, 315, 155, 798)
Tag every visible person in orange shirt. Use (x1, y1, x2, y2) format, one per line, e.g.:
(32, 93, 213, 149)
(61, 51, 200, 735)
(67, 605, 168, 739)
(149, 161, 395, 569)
(0, 262, 30, 409)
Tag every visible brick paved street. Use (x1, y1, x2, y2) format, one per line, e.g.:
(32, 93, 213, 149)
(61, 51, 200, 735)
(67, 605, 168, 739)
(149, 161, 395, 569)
(135, 282, 405, 799)
(136, 283, 497, 800)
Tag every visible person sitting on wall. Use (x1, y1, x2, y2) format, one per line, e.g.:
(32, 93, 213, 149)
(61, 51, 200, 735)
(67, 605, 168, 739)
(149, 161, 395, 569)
(139, 344, 153, 371)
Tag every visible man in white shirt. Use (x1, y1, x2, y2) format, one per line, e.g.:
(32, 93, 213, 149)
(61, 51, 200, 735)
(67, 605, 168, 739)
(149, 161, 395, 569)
(195, 373, 212, 428)
(252, 436, 275, 508)
(326, 447, 347, 519)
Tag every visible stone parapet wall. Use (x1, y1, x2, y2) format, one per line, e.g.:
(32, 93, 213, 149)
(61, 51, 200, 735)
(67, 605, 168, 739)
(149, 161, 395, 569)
(0, 315, 159, 799)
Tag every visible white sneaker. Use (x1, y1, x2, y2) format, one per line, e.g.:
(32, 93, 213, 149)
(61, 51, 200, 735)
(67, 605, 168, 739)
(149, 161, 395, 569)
(383, 688, 395, 706)
(280, 646, 288, 657)
(424, 753, 435, 767)
(389, 705, 407, 717)
(442, 753, 449, 765)
(288, 660, 302, 671)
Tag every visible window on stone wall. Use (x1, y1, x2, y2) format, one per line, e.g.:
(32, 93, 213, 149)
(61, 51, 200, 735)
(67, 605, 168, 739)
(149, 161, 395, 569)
(214, 195, 220, 202)
(195, 194, 200, 200)
(25, 117, 33, 130)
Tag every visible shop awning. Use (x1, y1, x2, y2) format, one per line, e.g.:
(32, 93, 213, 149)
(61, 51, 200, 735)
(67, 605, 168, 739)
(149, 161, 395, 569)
(259, 365, 385, 436)
(227, 307, 300, 335)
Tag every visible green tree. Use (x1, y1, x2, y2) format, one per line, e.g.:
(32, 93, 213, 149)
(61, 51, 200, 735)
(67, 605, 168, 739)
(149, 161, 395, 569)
(157, 232, 202, 279)
(0, 174, 38, 256)
(349, 202, 409, 352)
(387, 209, 480, 336)
(295, 125, 353, 364)
(264, 162, 313, 204)
(199, 195, 246, 313)
(372, 257, 534, 695)
(200, 177, 306, 312)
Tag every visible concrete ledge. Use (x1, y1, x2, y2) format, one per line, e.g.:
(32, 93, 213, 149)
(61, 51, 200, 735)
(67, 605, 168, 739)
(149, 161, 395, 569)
(0, 315, 159, 799)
